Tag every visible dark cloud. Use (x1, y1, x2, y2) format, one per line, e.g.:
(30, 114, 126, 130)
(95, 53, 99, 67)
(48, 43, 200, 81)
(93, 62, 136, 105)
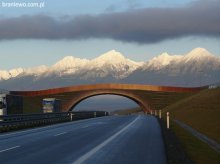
(0, 0, 219, 43)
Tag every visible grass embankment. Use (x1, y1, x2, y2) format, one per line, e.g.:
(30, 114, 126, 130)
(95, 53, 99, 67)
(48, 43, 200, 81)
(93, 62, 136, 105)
(23, 96, 43, 113)
(170, 120, 220, 163)
(161, 87, 220, 163)
(163, 87, 220, 143)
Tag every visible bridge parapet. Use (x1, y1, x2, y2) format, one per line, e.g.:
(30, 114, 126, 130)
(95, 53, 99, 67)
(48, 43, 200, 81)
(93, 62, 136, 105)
(10, 83, 206, 96)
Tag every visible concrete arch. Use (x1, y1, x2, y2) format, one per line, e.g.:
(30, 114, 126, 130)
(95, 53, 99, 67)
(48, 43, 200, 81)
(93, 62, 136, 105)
(68, 91, 150, 112)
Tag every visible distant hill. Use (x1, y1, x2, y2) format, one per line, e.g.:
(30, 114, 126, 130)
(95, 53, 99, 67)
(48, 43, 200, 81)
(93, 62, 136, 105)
(111, 107, 142, 115)
(0, 47, 220, 90)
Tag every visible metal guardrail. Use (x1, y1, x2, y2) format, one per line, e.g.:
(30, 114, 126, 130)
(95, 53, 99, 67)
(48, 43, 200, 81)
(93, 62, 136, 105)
(0, 111, 109, 132)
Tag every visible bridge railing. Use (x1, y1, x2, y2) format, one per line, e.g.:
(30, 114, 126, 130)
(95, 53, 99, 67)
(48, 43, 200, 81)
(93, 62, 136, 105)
(0, 111, 109, 132)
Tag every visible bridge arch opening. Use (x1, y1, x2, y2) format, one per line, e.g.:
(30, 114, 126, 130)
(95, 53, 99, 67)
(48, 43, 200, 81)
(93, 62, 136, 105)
(68, 92, 150, 113)
(71, 94, 140, 113)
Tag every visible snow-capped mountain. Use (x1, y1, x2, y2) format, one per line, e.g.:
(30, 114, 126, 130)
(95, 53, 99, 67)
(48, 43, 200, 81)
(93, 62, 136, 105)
(141, 48, 220, 73)
(142, 52, 182, 70)
(51, 56, 89, 74)
(0, 48, 219, 90)
(78, 50, 144, 79)
(0, 68, 24, 81)
(124, 48, 220, 86)
(183, 48, 215, 62)
(0, 66, 49, 81)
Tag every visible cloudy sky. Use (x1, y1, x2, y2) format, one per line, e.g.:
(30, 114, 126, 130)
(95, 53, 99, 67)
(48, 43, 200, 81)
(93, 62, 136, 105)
(0, 0, 220, 69)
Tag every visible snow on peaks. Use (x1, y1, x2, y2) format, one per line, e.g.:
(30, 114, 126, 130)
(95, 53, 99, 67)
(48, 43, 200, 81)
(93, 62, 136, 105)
(0, 48, 218, 82)
(184, 47, 214, 61)
(145, 52, 181, 70)
(92, 50, 126, 64)
(52, 56, 89, 70)
(0, 66, 50, 80)
(91, 50, 143, 67)
(153, 53, 180, 65)
(0, 70, 11, 80)
(8, 68, 24, 77)
(85, 50, 143, 79)
(0, 68, 24, 81)
(97, 50, 125, 60)
(147, 48, 215, 69)
(188, 47, 212, 56)
(25, 65, 48, 75)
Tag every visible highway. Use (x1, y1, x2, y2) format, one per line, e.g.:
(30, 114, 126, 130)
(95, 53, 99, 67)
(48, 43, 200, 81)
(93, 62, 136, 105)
(0, 115, 167, 164)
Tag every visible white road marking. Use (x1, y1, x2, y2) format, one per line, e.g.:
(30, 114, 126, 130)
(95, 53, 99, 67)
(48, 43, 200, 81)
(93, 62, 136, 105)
(0, 146, 20, 153)
(90, 122, 106, 125)
(81, 122, 106, 128)
(82, 125, 90, 128)
(72, 116, 140, 164)
(54, 132, 67, 136)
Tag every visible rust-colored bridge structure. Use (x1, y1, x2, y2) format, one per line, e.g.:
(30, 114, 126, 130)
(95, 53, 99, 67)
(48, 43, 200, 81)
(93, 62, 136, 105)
(10, 83, 205, 114)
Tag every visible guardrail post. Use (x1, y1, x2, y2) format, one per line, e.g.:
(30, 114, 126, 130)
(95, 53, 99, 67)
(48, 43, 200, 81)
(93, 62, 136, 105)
(94, 112, 96, 118)
(167, 112, 170, 129)
(150, 110, 152, 115)
(159, 110, 162, 119)
(155, 110, 157, 116)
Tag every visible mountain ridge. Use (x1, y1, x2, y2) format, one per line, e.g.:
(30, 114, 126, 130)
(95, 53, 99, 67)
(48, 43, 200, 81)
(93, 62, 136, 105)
(0, 48, 219, 90)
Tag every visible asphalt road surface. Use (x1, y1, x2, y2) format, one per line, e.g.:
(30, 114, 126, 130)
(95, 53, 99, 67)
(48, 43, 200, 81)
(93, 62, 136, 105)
(0, 115, 167, 164)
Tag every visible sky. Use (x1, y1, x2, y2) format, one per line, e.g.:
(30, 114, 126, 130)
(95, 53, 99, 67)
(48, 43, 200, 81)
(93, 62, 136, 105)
(0, 0, 220, 70)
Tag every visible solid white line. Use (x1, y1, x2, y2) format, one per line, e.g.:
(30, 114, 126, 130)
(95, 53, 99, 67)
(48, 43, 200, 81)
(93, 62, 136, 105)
(0, 146, 20, 153)
(54, 132, 67, 136)
(72, 116, 140, 164)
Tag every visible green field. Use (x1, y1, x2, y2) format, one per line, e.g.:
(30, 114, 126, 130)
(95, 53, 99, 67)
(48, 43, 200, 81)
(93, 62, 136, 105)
(170, 120, 220, 163)
(161, 87, 220, 163)
(163, 87, 220, 143)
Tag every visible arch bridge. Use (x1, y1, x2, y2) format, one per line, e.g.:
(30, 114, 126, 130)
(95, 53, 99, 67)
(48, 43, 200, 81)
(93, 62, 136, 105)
(10, 83, 205, 113)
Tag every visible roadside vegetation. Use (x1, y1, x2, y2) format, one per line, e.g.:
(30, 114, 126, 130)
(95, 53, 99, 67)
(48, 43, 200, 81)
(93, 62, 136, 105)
(169, 120, 220, 164)
(163, 87, 220, 143)
(161, 87, 220, 163)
